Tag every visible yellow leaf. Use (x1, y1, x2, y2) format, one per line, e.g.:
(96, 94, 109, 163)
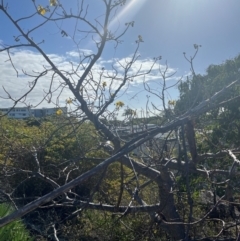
(66, 98, 72, 104)
(56, 109, 63, 115)
(38, 5, 47, 15)
(49, 0, 57, 6)
(115, 101, 124, 109)
(168, 100, 176, 106)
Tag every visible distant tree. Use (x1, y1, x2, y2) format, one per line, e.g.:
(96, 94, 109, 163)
(123, 108, 136, 118)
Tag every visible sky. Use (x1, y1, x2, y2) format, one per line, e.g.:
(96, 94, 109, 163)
(0, 0, 240, 117)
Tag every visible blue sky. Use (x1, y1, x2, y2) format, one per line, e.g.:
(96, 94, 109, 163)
(0, 0, 240, 117)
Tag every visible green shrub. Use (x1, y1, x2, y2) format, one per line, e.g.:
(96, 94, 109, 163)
(0, 204, 33, 241)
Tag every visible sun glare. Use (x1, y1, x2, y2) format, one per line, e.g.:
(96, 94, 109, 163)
(109, 0, 147, 29)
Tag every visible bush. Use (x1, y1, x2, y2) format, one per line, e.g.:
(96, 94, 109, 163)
(0, 203, 33, 241)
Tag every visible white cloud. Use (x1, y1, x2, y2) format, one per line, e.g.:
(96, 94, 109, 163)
(80, 49, 93, 55)
(0, 47, 180, 112)
(0, 49, 74, 108)
(99, 59, 114, 64)
(66, 51, 79, 58)
(113, 56, 178, 85)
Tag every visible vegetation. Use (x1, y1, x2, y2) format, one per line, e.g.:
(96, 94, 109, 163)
(1, 0, 240, 240)
(0, 204, 32, 241)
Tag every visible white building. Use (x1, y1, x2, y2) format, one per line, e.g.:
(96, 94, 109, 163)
(0, 107, 33, 119)
(0, 107, 67, 119)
